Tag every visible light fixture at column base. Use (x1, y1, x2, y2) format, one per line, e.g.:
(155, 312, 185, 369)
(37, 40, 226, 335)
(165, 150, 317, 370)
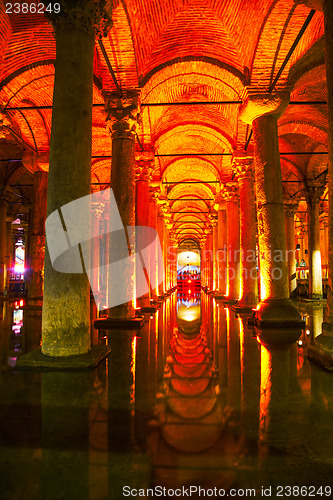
(16, 345, 111, 371)
(254, 299, 305, 328)
(94, 317, 144, 329)
(308, 333, 333, 371)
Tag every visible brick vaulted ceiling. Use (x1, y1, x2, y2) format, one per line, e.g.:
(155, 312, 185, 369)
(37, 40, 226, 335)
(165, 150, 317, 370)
(0, 0, 328, 244)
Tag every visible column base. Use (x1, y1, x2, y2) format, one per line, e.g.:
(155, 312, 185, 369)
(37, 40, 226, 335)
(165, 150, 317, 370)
(254, 299, 305, 328)
(218, 296, 237, 305)
(94, 317, 145, 330)
(232, 301, 258, 313)
(308, 331, 333, 371)
(140, 306, 158, 313)
(256, 326, 302, 349)
(16, 344, 111, 371)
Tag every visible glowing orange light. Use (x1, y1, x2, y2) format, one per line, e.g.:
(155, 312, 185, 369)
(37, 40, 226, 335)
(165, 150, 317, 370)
(19, 300, 24, 307)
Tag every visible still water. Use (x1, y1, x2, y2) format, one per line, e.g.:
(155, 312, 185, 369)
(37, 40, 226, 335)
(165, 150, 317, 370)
(0, 293, 332, 499)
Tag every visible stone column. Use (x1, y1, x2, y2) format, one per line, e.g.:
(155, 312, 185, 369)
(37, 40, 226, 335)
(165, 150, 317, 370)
(104, 90, 140, 319)
(135, 152, 154, 307)
(216, 203, 227, 295)
(0, 189, 12, 295)
(305, 183, 325, 300)
(224, 183, 240, 302)
(240, 92, 302, 326)
(90, 201, 103, 345)
(27, 171, 48, 302)
(41, 1, 111, 356)
(233, 155, 258, 309)
(148, 195, 158, 301)
(284, 200, 298, 297)
(156, 209, 165, 296)
(211, 216, 218, 291)
(24, 172, 48, 351)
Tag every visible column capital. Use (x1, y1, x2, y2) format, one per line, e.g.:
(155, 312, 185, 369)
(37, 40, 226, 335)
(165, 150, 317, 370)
(135, 150, 154, 181)
(103, 89, 141, 139)
(240, 90, 290, 125)
(46, 0, 112, 38)
(91, 201, 105, 219)
(232, 153, 254, 181)
(283, 200, 299, 217)
(303, 180, 326, 202)
(222, 182, 239, 203)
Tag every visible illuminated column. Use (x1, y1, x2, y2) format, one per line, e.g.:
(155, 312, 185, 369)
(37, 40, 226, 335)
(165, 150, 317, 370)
(233, 155, 258, 309)
(135, 152, 154, 307)
(212, 216, 218, 291)
(0, 189, 12, 295)
(90, 201, 103, 345)
(104, 90, 140, 319)
(148, 195, 158, 301)
(240, 92, 302, 326)
(284, 200, 298, 297)
(41, 1, 111, 356)
(27, 171, 48, 303)
(306, 183, 325, 300)
(156, 209, 165, 296)
(224, 183, 240, 302)
(216, 203, 227, 295)
(24, 172, 48, 351)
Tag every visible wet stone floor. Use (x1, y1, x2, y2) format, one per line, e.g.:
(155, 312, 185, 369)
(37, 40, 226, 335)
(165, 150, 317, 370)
(0, 293, 332, 499)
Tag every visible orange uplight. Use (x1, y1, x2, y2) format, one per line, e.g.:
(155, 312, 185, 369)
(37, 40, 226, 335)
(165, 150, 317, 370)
(188, 279, 191, 283)
(19, 300, 24, 307)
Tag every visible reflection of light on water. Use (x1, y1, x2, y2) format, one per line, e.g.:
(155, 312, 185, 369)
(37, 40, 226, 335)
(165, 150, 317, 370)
(130, 336, 137, 408)
(178, 305, 201, 323)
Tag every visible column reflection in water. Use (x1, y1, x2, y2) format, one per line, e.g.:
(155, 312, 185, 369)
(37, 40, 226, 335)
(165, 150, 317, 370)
(239, 316, 260, 454)
(106, 330, 151, 499)
(152, 292, 237, 492)
(41, 372, 90, 500)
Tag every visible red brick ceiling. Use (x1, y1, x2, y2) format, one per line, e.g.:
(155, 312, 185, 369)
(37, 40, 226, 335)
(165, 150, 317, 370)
(0, 0, 328, 243)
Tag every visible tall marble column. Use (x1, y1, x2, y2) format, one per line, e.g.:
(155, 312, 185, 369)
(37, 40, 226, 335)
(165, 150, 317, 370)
(233, 155, 258, 309)
(224, 183, 240, 302)
(284, 200, 298, 297)
(156, 209, 165, 296)
(241, 92, 302, 326)
(0, 189, 12, 295)
(305, 182, 325, 300)
(211, 215, 218, 291)
(27, 171, 48, 302)
(104, 90, 140, 319)
(216, 202, 227, 295)
(24, 171, 48, 351)
(135, 152, 153, 307)
(148, 194, 159, 301)
(90, 201, 104, 345)
(41, 1, 111, 356)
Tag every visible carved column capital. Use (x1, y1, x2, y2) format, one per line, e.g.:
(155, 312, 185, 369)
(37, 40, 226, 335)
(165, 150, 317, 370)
(232, 153, 254, 181)
(91, 201, 105, 219)
(303, 180, 326, 203)
(135, 151, 154, 182)
(223, 182, 239, 203)
(46, 0, 112, 38)
(283, 200, 299, 217)
(104, 90, 141, 139)
(240, 90, 290, 124)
